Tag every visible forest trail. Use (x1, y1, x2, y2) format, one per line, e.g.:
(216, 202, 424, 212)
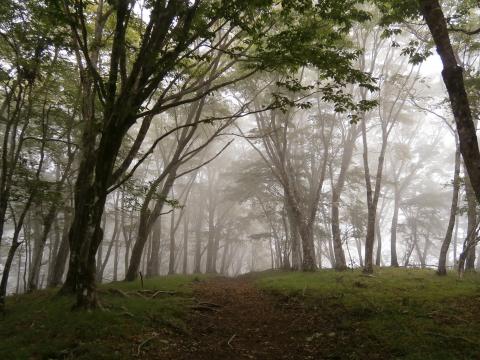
(159, 276, 374, 360)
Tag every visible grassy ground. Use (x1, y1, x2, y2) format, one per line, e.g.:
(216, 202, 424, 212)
(0, 275, 207, 360)
(255, 268, 480, 360)
(1, 269, 479, 359)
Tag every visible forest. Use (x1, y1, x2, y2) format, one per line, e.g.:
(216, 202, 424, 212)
(0, 0, 480, 359)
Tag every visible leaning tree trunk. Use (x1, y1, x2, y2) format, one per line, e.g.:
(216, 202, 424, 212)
(0, 188, 37, 305)
(126, 169, 177, 281)
(420, 0, 480, 204)
(438, 143, 461, 275)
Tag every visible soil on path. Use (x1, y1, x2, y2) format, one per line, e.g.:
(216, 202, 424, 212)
(157, 276, 381, 360)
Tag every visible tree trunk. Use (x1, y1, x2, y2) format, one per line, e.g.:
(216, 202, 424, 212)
(452, 214, 459, 269)
(16, 246, 22, 294)
(220, 234, 230, 275)
(206, 190, 216, 273)
(390, 189, 400, 267)
(113, 230, 119, 281)
(285, 198, 302, 270)
(464, 168, 477, 271)
(211, 226, 221, 273)
(375, 218, 382, 267)
(476, 246, 480, 271)
(47, 214, 61, 285)
(28, 206, 57, 292)
(98, 209, 120, 282)
(420, 0, 480, 204)
(182, 211, 189, 275)
(168, 209, 176, 275)
(193, 204, 203, 273)
(281, 206, 292, 269)
(361, 111, 387, 273)
(0, 193, 36, 303)
(147, 218, 162, 277)
(126, 170, 177, 281)
(60, 114, 126, 309)
(331, 126, 357, 270)
(48, 209, 71, 287)
(355, 236, 364, 268)
(438, 143, 461, 275)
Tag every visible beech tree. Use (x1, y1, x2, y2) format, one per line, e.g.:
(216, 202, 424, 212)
(376, 0, 480, 202)
(3, 0, 479, 316)
(51, 0, 379, 308)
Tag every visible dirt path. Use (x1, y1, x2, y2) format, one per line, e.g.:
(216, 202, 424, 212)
(158, 276, 355, 360)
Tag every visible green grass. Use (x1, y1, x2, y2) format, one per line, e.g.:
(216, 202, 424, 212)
(255, 268, 480, 360)
(2, 269, 480, 359)
(0, 274, 208, 360)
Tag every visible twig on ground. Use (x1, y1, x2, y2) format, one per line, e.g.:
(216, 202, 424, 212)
(196, 301, 222, 308)
(227, 334, 236, 348)
(190, 305, 220, 312)
(151, 290, 176, 298)
(136, 333, 159, 356)
(108, 288, 129, 298)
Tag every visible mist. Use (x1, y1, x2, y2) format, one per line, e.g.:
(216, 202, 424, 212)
(1, 1, 479, 358)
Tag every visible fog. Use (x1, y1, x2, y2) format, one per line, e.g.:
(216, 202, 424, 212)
(0, 0, 478, 299)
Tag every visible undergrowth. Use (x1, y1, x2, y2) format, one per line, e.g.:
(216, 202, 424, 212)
(0, 275, 208, 359)
(256, 268, 480, 360)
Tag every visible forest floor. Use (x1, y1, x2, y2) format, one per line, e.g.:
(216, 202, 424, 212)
(1, 268, 479, 359)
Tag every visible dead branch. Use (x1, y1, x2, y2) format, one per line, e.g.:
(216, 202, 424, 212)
(136, 333, 159, 356)
(151, 290, 176, 298)
(227, 334, 236, 348)
(190, 305, 220, 312)
(107, 288, 130, 298)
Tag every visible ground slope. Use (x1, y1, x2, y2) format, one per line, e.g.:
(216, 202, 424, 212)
(1, 269, 479, 359)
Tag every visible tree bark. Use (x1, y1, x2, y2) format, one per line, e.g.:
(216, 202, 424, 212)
(125, 170, 177, 281)
(390, 189, 400, 267)
(28, 207, 57, 292)
(438, 143, 461, 275)
(419, 0, 480, 204)
(168, 209, 176, 275)
(48, 209, 71, 287)
(206, 173, 217, 273)
(182, 210, 189, 274)
(375, 218, 382, 266)
(330, 126, 357, 271)
(146, 219, 162, 277)
(361, 111, 388, 273)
